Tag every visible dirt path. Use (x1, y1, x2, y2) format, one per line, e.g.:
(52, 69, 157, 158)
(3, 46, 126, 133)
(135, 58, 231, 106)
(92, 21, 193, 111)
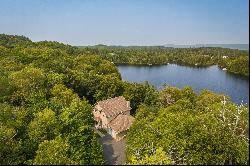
(99, 134, 126, 165)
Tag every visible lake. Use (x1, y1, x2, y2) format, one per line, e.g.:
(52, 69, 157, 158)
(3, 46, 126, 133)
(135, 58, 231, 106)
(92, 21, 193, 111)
(117, 64, 249, 105)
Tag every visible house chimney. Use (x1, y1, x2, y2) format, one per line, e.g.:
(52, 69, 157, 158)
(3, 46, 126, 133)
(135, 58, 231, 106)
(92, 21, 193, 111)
(127, 101, 130, 108)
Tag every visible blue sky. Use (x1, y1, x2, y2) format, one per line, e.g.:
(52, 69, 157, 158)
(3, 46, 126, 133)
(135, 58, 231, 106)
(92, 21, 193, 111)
(0, 0, 248, 45)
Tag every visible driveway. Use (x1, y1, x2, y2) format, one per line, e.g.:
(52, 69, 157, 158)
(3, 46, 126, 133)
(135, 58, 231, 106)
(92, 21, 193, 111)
(99, 134, 126, 165)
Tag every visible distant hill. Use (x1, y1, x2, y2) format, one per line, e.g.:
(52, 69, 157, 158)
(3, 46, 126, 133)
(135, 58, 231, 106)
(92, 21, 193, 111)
(77, 44, 249, 50)
(164, 44, 249, 50)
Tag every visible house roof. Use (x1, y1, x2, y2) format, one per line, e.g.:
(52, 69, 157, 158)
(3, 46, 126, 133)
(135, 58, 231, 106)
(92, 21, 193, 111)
(94, 116, 101, 122)
(108, 114, 135, 134)
(95, 96, 131, 117)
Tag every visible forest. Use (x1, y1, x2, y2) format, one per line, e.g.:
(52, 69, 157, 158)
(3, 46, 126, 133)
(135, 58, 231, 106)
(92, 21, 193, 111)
(0, 34, 249, 165)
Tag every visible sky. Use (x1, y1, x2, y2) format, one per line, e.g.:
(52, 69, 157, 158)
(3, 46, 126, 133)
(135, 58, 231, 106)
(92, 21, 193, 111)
(0, 0, 249, 46)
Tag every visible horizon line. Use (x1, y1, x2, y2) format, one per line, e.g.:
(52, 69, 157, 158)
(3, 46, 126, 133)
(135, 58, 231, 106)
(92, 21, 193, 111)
(1, 33, 249, 47)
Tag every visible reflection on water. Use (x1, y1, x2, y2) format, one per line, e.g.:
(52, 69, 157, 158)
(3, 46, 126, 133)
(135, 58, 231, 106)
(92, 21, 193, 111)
(118, 64, 249, 105)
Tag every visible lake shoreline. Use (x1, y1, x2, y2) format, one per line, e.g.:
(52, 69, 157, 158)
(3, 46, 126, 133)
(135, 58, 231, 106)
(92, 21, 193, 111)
(117, 64, 249, 105)
(115, 62, 212, 68)
(116, 63, 249, 79)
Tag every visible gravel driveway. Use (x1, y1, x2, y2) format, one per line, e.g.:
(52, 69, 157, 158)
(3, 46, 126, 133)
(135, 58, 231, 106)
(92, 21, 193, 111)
(99, 134, 126, 165)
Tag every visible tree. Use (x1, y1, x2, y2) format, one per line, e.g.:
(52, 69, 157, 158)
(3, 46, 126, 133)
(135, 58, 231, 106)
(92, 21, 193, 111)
(28, 108, 60, 143)
(158, 85, 182, 107)
(196, 89, 229, 111)
(50, 84, 79, 110)
(59, 98, 105, 165)
(9, 67, 46, 92)
(0, 124, 24, 165)
(59, 98, 93, 134)
(181, 86, 196, 104)
(31, 136, 76, 165)
(0, 73, 14, 102)
(8, 67, 46, 106)
(127, 147, 173, 165)
(94, 73, 124, 101)
(123, 81, 158, 114)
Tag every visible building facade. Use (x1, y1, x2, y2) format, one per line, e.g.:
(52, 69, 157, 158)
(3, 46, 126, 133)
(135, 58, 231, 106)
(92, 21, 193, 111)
(93, 96, 134, 141)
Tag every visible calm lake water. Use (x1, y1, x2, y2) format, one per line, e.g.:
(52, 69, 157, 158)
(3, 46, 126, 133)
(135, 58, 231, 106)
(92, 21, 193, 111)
(117, 64, 249, 105)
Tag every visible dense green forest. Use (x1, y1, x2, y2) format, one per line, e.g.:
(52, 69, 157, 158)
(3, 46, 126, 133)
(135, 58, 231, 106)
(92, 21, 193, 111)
(78, 45, 249, 77)
(126, 87, 249, 165)
(0, 34, 113, 164)
(0, 34, 249, 165)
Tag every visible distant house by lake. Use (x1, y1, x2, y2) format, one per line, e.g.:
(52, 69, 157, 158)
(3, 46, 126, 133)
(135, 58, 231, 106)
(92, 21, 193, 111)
(93, 96, 134, 141)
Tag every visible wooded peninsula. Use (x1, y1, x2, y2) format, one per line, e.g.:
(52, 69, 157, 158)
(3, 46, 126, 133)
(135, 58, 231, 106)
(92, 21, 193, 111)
(79, 44, 249, 77)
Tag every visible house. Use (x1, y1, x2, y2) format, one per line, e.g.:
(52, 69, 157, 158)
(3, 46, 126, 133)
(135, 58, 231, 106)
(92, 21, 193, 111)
(93, 96, 134, 141)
